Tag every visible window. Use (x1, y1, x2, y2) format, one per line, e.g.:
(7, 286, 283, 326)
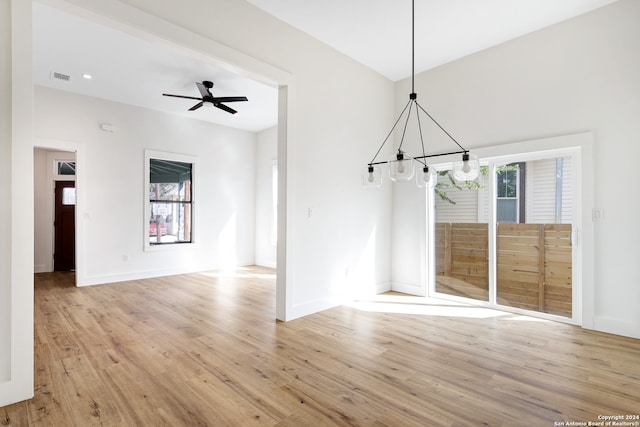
(496, 164, 521, 223)
(62, 187, 76, 205)
(56, 161, 76, 176)
(145, 152, 195, 246)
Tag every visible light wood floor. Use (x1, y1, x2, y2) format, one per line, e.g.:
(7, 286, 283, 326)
(2, 267, 639, 426)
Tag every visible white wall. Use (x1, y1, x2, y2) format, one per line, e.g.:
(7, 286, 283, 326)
(392, 0, 640, 338)
(35, 86, 257, 284)
(255, 126, 277, 268)
(101, 0, 395, 315)
(0, 0, 12, 386)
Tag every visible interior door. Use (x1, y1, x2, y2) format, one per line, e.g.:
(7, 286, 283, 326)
(54, 181, 76, 271)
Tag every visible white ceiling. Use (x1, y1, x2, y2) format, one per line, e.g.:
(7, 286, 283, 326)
(33, 2, 279, 133)
(33, 0, 618, 132)
(247, 0, 619, 81)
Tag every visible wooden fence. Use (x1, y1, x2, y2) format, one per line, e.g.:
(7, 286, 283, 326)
(435, 223, 572, 318)
(435, 223, 489, 301)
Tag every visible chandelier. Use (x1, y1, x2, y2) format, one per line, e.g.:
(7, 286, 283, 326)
(363, 0, 480, 189)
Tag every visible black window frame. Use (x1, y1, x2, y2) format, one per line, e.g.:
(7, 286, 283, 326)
(146, 153, 195, 247)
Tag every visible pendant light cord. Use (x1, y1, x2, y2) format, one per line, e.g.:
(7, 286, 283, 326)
(413, 0, 428, 164)
(412, 0, 415, 95)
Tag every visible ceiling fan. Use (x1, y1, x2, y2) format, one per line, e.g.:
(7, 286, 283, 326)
(162, 80, 248, 115)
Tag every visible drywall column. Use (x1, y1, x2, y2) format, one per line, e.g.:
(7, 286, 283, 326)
(0, 0, 34, 407)
(276, 85, 291, 321)
(0, 0, 12, 389)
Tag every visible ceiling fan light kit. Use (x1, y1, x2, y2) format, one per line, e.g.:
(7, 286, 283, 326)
(163, 80, 248, 115)
(363, 0, 480, 189)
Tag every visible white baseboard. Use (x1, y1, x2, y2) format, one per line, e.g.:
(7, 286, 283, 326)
(254, 259, 277, 268)
(77, 263, 221, 286)
(289, 296, 347, 321)
(376, 281, 392, 294)
(592, 315, 640, 339)
(34, 264, 49, 273)
(390, 281, 425, 296)
(75, 259, 265, 286)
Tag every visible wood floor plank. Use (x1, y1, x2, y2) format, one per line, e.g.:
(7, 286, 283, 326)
(2, 267, 640, 426)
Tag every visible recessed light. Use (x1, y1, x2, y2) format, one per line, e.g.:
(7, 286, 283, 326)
(82, 74, 93, 80)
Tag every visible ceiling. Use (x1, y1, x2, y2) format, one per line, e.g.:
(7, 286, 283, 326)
(33, 0, 618, 132)
(247, 0, 618, 81)
(33, 2, 279, 133)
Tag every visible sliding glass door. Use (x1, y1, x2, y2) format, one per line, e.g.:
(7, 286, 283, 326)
(494, 155, 574, 318)
(433, 169, 489, 302)
(430, 149, 578, 322)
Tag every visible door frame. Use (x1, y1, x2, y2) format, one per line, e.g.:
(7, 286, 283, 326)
(36, 139, 84, 283)
(34, 149, 77, 273)
(424, 132, 594, 327)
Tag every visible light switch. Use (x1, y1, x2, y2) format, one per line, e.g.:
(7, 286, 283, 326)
(592, 208, 603, 221)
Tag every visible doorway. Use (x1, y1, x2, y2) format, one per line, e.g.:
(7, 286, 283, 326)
(54, 181, 75, 271)
(34, 148, 78, 277)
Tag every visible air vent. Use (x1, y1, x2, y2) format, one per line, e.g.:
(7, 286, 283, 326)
(50, 71, 71, 83)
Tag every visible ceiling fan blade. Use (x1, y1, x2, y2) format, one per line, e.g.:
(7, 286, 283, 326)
(214, 103, 238, 115)
(189, 102, 204, 111)
(212, 96, 248, 103)
(163, 93, 202, 100)
(196, 82, 211, 99)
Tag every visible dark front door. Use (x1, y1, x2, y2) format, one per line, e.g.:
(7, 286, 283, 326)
(54, 181, 76, 271)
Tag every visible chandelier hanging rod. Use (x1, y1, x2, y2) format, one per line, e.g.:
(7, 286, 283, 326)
(368, 149, 468, 167)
